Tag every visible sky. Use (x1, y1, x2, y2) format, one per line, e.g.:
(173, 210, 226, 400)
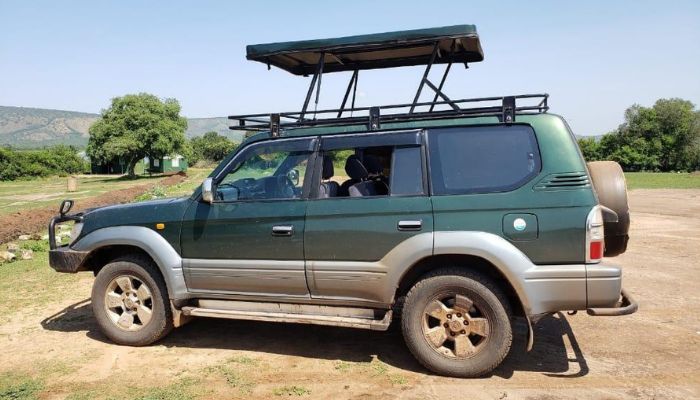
(1, 1, 699, 136)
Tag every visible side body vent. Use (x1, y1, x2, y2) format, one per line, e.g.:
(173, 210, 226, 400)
(534, 172, 590, 191)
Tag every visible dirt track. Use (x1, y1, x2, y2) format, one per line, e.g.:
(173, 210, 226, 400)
(0, 173, 186, 244)
(1, 189, 699, 399)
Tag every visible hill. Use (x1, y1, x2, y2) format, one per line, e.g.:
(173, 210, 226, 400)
(0, 106, 244, 148)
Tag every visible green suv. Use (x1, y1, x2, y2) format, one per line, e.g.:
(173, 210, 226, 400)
(48, 25, 637, 377)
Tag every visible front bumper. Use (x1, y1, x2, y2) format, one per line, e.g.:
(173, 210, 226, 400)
(49, 246, 89, 273)
(48, 212, 87, 273)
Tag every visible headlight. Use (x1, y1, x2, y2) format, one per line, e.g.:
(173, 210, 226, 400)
(70, 222, 83, 244)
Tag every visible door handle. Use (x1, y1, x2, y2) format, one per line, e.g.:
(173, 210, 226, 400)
(272, 225, 294, 236)
(398, 220, 422, 231)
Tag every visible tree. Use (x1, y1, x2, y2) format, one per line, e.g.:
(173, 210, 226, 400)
(592, 98, 700, 171)
(189, 131, 237, 164)
(577, 137, 601, 161)
(87, 93, 188, 176)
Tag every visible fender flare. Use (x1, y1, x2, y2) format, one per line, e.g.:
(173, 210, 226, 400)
(72, 226, 188, 300)
(382, 231, 566, 316)
(431, 231, 536, 314)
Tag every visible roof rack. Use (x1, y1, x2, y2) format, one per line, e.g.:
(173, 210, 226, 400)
(230, 25, 549, 136)
(229, 94, 549, 135)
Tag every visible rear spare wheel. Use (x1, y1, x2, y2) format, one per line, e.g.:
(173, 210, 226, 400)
(587, 161, 630, 256)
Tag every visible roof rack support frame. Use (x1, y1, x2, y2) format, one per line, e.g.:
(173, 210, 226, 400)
(337, 69, 359, 118)
(409, 42, 439, 114)
(409, 40, 460, 114)
(424, 78, 459, 111)
(299, 53, 325, 121)
(429, 61, 452, 112)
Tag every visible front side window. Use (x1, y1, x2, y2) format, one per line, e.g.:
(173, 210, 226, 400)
(216, 142, 312, 201)
(428, 125, 541, 195)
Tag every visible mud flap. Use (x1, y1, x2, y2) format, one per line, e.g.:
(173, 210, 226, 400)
(526, 316, 534, 351)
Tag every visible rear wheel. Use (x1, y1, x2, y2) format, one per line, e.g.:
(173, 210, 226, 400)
(91, 255, 173, 346)
(401, 268, 512, 377)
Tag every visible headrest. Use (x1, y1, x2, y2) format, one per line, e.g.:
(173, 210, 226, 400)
(363, 155, 383, 175)
(322, 156, 334, 180)
(345, 155, 368, 180)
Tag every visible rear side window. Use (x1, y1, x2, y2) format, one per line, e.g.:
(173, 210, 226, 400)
(427, 125, 540, 195)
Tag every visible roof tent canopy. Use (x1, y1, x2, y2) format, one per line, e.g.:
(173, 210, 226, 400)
(246, 24, 484, 76)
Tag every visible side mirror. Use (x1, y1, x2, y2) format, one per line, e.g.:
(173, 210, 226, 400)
(288, 169, 300, 186)
(201, 178, 214, 203)
(59, 199, 74, 216)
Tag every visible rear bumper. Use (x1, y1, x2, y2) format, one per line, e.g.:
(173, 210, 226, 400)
(587, 288, 638, 316)
(49, 246, 89, 273)
(522, 263, 637, 316)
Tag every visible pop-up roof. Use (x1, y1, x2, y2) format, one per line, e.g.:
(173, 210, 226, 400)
(246, 24, 484, 75)
(232, 25, 548, 135)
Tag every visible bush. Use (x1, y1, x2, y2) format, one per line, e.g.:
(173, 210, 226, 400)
(0, 145, 89, 181)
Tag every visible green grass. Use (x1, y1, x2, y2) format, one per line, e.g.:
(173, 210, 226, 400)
(61, 377, 203, 400)
(272, 385, 311, 397)
(0, 239, 83, 321)
(624, 172, 700, 189)
(0, 167, 212, 214)
(0, 373, 43, 400)
(133, 168, 212, 202)
(202, 355, 259, 395)
(130, 377, 201, 400)
(0, 174, 163, 215)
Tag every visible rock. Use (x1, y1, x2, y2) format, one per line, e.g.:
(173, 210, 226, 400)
(31, 233, 43, 240)
(41, 234, 50, 241)
(18, 235, 31, 241)
(20, 249, 33, 260)
(0, 251, 16, 262)
(7, 243, 19, 252)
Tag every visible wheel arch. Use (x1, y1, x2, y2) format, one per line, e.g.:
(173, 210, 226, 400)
(84, 244, 154, 276)
(395, 253, 525, 317)
(72, 226, 188, 301)
(384, 231, 539, 316)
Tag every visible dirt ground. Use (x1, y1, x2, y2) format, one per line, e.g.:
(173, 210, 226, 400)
(1, 189, 699, 399)
(0, 173, 186, 244)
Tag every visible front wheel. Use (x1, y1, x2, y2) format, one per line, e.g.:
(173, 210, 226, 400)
(91, 255, 173, 346)
(401, 268, 512, 377)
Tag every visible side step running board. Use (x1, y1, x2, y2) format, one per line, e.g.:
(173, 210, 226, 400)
(181, 306, 393, 331)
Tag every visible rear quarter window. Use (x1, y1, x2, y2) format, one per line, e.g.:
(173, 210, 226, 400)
(427, 125, 541, 195)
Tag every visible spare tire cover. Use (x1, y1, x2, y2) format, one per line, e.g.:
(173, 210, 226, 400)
(587, 161, 630, 257)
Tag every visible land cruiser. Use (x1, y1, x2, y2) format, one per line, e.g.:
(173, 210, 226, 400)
(48, 25, 637, 377)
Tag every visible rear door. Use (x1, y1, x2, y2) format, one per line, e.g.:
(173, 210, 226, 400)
(304, 130, 433, 305)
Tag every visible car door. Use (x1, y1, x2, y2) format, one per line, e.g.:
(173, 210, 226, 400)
(304, 130, 433, 305)
(180, 137, 317, 298)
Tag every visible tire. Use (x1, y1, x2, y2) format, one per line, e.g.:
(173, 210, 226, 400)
(587, 161, 630, 256)
(401, 268, 512, 378)
(91, 255, 173, 346)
